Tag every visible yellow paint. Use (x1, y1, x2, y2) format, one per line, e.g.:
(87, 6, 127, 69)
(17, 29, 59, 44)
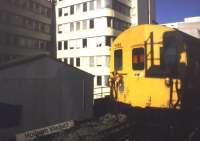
(110, 24, 187, 109)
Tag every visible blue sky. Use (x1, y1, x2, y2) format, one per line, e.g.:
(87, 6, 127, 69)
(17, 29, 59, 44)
(156, 0, 200, 23)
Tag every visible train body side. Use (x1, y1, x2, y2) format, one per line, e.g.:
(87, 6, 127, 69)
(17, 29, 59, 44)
(110, 24, 200, 110)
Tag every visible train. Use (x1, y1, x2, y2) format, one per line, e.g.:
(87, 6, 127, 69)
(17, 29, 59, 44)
(109, 24, 200, 111)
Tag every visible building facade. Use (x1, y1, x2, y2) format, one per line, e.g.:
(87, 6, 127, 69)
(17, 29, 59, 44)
(163, 16, 200, 39)
(0, 0, 53, 64)
(55, 0, 155, 99)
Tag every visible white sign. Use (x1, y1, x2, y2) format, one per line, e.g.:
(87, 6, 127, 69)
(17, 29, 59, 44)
(16, 120, 74, 141)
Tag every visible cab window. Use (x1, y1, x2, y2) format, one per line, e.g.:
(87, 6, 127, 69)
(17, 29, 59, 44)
(114, 49, 122, 70)
(132, 48, 144, 70)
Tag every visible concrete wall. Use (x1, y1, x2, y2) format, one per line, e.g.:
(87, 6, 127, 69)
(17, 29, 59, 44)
(0, 57, 93, 140)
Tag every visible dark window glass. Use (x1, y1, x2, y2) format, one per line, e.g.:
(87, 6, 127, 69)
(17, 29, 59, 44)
(97, 76, 102, 86)
(64, 58, 68, 63)
(70, 58, 74, 66)
(106, 36, 111, 46)
(132, 48, 144, 70)
(58, 41, 62, 50)
(76, 58, 80, 67)
(58, 8, 62, 17)
(83, 2, 87, 12)
(64, 41, 68, 50)
(107, 17, 112, 27)
(83, 39, 87, 48)
(70, 5, 74, 15)
(89, 19, 94, 29)
(114, 49, 122, 70)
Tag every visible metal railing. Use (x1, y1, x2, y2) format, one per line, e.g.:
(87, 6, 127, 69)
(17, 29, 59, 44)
(93, 86, 111, 99)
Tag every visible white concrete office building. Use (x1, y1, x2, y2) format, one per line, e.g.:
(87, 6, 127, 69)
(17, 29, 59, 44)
(163, 16, 200, 39)
(55, 0, 155, 99)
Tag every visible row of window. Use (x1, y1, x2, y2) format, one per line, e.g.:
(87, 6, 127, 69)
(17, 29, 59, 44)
(58, 57, 80, 67)
(5, 0, 51, 18)
(58, 19, 94, 33)
(57, 36, 114, 50)
(107, 17, 131, 31)
(96, 75, 109, 86)
(58, 17, 130, 33)
(58, 0, 130, 17)
(0, 11, 51, 34)
(59, 0, 102, 17)
(58, 55, 110, 68)
(0, 32, 49, 50)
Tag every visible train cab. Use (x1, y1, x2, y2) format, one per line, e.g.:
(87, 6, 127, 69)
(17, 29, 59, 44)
(110, 24, 200, 110)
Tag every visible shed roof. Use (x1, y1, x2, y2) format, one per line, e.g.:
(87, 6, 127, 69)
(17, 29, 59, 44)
(0, 54, 93, 77)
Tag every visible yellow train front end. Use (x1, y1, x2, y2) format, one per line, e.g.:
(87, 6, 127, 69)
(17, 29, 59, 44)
(110, 24, 188, 109)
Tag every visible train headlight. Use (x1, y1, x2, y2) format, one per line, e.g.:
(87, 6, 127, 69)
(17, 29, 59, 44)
(118, 79, 124, 92)
(165, 77, 170, 87)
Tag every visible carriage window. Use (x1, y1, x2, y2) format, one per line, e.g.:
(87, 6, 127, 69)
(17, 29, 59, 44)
(114, 49, 122, 70)
(132, 48, 144, 70)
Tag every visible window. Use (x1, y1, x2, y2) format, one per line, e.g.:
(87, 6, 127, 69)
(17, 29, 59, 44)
(89, 1, 94, 10)
(70, 22, 74, 32)
(107, 17, 112, 27)
(96, 56, 102, 66)
(114, 49, 122, 70)
(132, 48, 144, 70)
(64, 58, 68, 63)
(76, 4, 81, 13)
(58, 41, 62, 50)
(97, 76, 102, 86)
(83, 39, 87, 48)
(58, 24, 62, 33)
(82, 20, 87, 30)
(106, 36, 111, 46)
(89, 19, 94, 29)
(64, 41, 68, 49)
(83, 2, 87, 12)
(105, 0, 113, 8)
(113, 1, 130, 16)
(70, 58, 74, 66)
(97, 0, 101, 8)
(58, 8, 62, 17)
(89, 56, 94, 67)
(104, 75, 109, 86)
(105, 56, 110, 67)
(63, 7, 69, 16)
(76, 58, 80, 67)
(70, 5, 74, 15)
(76, 22, 80, 31)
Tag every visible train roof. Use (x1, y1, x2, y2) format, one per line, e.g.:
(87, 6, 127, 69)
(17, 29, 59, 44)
(112, 24, 200, 49)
